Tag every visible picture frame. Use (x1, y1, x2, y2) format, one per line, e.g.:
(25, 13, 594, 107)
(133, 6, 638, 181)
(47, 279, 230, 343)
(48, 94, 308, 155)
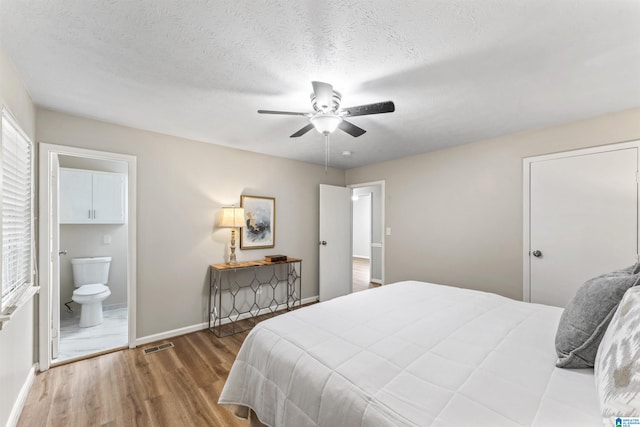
(240, 195, 275, 249)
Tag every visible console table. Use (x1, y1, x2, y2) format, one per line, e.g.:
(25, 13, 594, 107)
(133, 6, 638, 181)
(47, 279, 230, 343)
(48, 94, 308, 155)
(208, 258, 302, 337)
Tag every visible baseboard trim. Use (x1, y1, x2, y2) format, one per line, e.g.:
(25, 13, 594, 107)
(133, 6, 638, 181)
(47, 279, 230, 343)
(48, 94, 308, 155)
(370, 279, 383, 285)
(136, 296, 319, 346)
(7, 363, 37, 427)
(352, 255, 370, 260)
(136, 322, 207, 346)
(301, 296, 319, 305)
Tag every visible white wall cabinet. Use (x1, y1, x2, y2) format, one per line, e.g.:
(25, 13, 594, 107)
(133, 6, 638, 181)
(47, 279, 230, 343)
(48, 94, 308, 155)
(59, 168, 125, 224)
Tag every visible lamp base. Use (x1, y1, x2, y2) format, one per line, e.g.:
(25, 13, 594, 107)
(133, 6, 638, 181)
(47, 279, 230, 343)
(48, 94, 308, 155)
(228, 228, 239, 265)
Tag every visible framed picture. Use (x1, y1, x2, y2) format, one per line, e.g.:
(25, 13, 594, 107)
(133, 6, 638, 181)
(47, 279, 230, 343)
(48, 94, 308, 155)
(240, 195, 275, 249)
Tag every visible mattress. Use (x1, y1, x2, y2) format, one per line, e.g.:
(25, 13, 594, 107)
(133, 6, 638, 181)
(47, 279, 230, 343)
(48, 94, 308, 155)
(219, 281, 601, 426)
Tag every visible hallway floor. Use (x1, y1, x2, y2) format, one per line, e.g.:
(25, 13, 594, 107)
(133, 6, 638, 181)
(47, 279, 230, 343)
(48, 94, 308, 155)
(352, 257, 381, 293)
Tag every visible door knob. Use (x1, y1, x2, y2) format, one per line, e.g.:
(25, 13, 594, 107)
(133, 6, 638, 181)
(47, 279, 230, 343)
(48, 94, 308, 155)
(319, 241, 327, 246)
(532, 250, 542, 258)
(59, 249, 68, 256)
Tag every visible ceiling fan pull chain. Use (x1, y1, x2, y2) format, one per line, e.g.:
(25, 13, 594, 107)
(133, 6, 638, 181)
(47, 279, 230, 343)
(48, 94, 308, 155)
(324, 134, 330, 172)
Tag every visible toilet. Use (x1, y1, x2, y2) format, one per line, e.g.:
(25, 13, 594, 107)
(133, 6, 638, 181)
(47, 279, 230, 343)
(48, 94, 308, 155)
(71, 257, 112, 327)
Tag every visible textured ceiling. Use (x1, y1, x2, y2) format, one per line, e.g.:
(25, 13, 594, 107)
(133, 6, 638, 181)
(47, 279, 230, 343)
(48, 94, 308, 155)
(1, 0, 639, 169)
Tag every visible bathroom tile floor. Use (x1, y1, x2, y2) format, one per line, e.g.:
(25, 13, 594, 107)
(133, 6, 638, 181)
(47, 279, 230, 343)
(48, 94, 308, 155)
(56, 307, 128, 363)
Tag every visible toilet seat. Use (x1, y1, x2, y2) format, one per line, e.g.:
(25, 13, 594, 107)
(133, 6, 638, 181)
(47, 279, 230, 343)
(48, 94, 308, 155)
(73, 283, 109, 297)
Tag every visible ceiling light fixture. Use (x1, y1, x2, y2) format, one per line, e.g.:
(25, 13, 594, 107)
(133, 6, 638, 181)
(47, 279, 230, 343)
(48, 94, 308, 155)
(309, 113, 342, 172)
(310, 114, 342, 135)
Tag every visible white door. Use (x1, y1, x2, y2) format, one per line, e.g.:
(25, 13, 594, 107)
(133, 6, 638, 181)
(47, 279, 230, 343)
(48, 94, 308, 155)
(51, 154, 61, 359)
(527, 146, 638, 307)
(319, 184, 352, 301)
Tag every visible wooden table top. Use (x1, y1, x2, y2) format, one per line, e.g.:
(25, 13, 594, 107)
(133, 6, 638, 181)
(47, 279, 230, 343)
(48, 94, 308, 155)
(210, 257, 302, 270)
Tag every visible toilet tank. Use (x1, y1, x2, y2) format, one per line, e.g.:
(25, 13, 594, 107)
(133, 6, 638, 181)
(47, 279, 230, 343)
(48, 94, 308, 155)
(71, 257, 112, 287)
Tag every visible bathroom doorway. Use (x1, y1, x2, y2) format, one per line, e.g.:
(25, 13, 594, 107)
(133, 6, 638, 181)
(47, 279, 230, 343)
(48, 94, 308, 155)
(38, 144, 137, 370)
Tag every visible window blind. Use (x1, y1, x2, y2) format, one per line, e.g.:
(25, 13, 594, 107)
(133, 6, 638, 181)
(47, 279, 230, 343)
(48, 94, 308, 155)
(1, 110, 33, 305)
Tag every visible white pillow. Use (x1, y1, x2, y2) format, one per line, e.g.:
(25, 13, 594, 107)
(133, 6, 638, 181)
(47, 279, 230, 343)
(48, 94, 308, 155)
(594, 286, 640, 424)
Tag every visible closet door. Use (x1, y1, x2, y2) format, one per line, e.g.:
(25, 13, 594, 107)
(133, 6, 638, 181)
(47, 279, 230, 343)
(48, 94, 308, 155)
(527, 146, 638, 307)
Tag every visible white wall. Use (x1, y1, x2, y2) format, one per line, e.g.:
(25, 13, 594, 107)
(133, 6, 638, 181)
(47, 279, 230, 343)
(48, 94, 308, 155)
(0, 42, 36, 427)
(346, 108, 640, 300)
(352, 194, 371, 258)
(36, 108, 345, 339)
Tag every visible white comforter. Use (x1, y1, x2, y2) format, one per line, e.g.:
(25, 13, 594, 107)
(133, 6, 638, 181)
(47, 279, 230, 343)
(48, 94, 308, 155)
(219, 281, 600, 426)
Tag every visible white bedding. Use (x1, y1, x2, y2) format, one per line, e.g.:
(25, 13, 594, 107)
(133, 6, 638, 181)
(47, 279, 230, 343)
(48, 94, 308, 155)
(219, 281, 601, 426)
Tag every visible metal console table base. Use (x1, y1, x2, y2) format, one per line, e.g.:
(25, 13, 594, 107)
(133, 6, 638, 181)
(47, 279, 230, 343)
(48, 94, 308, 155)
(208, 258, 302, 337)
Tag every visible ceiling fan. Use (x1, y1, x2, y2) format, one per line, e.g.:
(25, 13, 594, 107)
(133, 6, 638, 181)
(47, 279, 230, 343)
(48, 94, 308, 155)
(258, 81, 395, 138)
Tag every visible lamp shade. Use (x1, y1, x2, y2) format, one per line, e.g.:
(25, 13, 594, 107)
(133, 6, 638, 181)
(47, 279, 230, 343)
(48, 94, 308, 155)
(219, 207, 245, 228)
(311, 114, 342, 135)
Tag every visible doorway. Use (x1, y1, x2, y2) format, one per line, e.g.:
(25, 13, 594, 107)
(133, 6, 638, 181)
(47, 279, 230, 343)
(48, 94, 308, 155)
(352, 192, 371, 292)
(38, 143, 137, 371)
(349, 181, 385, 291)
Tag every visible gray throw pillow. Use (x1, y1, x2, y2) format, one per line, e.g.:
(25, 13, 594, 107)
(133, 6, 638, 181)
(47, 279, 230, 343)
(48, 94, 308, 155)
(555, 264, 640, 368)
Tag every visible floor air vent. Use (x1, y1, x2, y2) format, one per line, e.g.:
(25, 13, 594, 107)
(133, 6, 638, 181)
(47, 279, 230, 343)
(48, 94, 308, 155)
(143, 342, 174, 354)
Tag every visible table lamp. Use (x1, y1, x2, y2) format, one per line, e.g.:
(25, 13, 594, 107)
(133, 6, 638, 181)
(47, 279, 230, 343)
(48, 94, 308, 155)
(219, 206, 245, 265)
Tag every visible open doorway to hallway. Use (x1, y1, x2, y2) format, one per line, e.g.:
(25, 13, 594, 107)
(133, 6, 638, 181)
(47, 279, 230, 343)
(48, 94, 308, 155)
(350, 182, 385, 292)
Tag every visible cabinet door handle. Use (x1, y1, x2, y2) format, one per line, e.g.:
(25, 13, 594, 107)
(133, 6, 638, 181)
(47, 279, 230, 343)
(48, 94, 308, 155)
(88, 209, 91, 219)
(93, 209, 96, 219)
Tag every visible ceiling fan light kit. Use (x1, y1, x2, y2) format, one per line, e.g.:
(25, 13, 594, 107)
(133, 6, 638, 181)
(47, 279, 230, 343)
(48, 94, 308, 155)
(258, 81, 395, 168)
(310, 114, 342, 135)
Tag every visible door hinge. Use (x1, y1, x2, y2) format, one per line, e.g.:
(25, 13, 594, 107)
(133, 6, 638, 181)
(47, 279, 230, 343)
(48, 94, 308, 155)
(636, 171, 640, 183)
(51, 326, 58, 338)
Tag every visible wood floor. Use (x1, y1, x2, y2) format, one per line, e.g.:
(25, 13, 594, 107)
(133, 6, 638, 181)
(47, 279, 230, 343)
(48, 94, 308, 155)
(19, 264, 377, 427)
(19, 329, 251, 427)
(352, 257, 380, 293)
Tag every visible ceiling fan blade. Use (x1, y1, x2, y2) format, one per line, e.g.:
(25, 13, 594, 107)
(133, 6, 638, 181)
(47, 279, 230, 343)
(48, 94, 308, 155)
(342, 101, 395, 117)
(258, 109, 308, 116)
(311, 81, 334, 111)
(290, 123, 315, 138)
(338, 120, 366, 137)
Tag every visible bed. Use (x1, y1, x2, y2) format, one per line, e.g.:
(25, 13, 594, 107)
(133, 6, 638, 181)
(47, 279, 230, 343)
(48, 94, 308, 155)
(219, 281, 604, 426)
